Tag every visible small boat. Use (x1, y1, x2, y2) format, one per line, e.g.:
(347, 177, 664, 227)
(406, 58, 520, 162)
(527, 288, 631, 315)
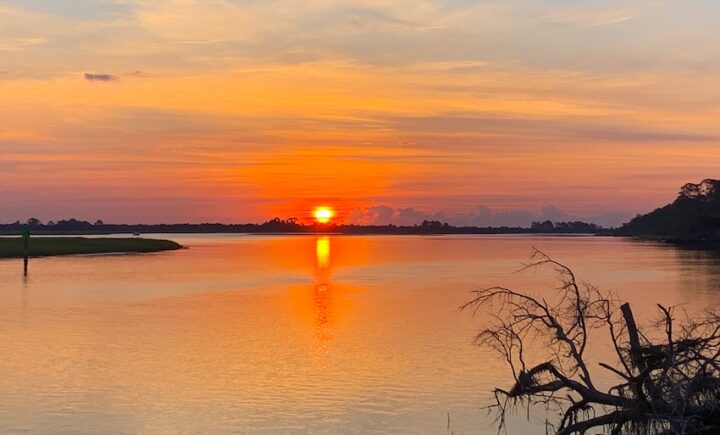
(133, 232, 140, 236)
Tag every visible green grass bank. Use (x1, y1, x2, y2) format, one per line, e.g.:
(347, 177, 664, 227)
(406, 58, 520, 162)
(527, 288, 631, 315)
(0, 237, 182, 258)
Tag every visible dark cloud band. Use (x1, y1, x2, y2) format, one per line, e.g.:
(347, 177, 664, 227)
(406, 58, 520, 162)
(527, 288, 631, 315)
(84, 73, 118, 81)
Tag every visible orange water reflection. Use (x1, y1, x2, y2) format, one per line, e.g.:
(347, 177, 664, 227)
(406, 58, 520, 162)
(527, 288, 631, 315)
(288, 235, 354, 341)
(2, 235, 720, 434)
(313, 236, 332, 340)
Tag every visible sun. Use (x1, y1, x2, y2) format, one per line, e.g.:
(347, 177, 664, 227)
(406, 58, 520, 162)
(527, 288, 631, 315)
(313, 206, 335, 224)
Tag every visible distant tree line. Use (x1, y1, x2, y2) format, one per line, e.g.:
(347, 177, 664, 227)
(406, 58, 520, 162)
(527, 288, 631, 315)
(0, 217, 610, 235)
(530, 220, 602, 233)
(618, 178, 720, 242)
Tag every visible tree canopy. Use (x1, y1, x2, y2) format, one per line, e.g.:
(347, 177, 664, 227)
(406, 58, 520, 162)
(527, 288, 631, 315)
(618, 179, 720, 241)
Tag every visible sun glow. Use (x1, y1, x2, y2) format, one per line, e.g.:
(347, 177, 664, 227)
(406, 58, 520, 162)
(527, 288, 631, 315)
(313, 206, 335, 224)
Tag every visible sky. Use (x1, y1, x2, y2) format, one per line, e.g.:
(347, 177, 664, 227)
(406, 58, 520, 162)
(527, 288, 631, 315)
(1, 0, 719, 226)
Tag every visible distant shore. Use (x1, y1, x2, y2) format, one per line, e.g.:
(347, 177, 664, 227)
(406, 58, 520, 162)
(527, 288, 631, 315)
(0, 237, 183, 259)
(0, 221, 609, 236)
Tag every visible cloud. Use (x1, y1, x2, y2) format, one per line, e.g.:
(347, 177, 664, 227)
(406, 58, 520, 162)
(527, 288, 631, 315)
(347, 205, 441, 226)
(383, 114, 720, 144)
(537, 7, 635, 30)
(0, 37, 45, 51)
(84, 72, 118, 81)
(347, 204, 633, 228)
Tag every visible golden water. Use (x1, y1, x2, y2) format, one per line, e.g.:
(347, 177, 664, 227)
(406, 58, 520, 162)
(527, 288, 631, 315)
(1, 235, 719, 434)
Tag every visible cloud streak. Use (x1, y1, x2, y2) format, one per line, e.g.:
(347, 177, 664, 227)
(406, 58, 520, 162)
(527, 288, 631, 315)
(84, 72, 118, 81)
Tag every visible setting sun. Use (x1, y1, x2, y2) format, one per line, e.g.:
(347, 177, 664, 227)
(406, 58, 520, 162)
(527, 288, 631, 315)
(313, 206, 335, 224)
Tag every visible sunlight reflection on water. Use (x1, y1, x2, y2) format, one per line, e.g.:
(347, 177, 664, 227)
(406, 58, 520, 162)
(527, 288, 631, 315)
(1, 235, 720, 434)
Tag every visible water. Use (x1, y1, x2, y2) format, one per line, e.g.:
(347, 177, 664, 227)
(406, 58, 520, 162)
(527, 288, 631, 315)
(1, 234, 719, 434)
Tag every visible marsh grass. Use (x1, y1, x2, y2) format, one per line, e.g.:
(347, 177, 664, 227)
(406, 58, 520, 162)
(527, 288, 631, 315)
(0, 237, 182, 258)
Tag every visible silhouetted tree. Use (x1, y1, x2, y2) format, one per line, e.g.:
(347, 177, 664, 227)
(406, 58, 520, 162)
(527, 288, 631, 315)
(258, 217, 304, 232)
(463, 250, 720, 434)
(531, 220, 555, 232)
(680, 179, 720, 201)
(419, 220, 451, 233)
(619, 179, 720, 241)
(53, 219, 94, 231)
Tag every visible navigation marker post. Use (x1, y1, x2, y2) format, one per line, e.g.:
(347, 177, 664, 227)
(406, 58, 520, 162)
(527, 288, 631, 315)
(22, 228, 29, 276)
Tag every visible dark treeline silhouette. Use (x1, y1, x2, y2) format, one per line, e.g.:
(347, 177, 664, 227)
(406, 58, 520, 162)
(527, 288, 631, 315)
(0, 217, 609, 235)
(618, 178, 720, 242)
(530, 220, 601, 233)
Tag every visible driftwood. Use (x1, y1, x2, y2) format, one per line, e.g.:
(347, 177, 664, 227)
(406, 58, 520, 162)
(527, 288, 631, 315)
(461, 249, 720, 434)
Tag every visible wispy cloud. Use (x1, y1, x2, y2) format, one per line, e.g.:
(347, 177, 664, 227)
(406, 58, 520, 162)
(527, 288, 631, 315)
(537, 7, 635, 29)
(0, 37, 45, 51)
(84, 72, 118, 81)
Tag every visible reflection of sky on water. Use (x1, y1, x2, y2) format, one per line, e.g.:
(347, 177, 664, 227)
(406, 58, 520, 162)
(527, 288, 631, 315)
(2, 235, 720, 434)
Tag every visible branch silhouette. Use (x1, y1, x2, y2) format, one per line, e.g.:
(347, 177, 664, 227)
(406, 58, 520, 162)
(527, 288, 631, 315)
(462, 249, 720, 434)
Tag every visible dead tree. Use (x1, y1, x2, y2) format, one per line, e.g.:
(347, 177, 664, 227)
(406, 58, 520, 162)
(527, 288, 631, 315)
(461, 249, 720, 434)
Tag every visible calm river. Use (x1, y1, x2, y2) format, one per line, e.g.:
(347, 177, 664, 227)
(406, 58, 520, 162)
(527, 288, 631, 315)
(1, 235, 719, 434)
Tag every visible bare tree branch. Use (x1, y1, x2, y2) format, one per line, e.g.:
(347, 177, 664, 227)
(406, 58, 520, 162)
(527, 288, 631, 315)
(463, 251, 720, 434)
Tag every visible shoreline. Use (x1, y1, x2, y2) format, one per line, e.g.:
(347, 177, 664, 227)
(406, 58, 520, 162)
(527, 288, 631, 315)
(0, 232, 657, 239)
(619, 235, 720, 250)
(0, 237, 183, 259)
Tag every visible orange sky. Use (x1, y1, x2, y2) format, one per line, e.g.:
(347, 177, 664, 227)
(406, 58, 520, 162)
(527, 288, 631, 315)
(1, 0, 719, 226)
